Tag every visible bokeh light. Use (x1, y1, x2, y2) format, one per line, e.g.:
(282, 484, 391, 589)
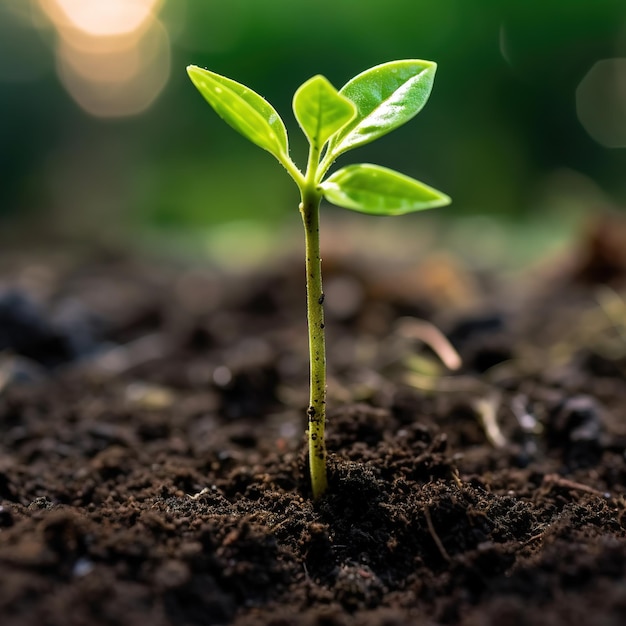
(576, 58, 626, 148)
(37, 0, 169, 118)
(39, 0, 161, 38)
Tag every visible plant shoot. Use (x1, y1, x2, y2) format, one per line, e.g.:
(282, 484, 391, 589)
(187, 60, 450, 499)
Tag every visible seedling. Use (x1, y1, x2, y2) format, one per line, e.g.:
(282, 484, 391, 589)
(187, 60, 450, 499)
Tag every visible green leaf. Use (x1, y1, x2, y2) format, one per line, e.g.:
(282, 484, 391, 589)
(320, 163, 450, 215)
(292, 75, 356, 149)
(326, 60, 437, 160)
(187, 65, 290, 165)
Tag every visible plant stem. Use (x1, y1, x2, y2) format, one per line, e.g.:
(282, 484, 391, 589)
(300, 184, 328, 500)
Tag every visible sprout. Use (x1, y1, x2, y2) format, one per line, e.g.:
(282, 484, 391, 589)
(187, 60, 450, 499)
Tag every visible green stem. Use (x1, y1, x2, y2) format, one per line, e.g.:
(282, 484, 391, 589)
(300, 174, 327, 500)
(317, 151, 335, 182)
(279, 152, 306, 188)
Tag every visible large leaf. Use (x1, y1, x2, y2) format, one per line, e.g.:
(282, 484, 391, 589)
(292, 75, 356, 149)
(187, 65, 289, 164)
(326, 60, 437, 160)
(320, 163, 450, 215)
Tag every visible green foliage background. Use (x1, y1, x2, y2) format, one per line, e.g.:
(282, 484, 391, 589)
(1, 0, 625, 247)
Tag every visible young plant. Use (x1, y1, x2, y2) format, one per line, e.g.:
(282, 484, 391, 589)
(187, 60, 450, 500)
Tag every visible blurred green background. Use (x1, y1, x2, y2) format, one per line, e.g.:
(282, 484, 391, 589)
(1, 0, 626, 261)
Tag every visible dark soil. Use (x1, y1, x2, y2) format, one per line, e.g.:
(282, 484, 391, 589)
(1, 219, 626, 626)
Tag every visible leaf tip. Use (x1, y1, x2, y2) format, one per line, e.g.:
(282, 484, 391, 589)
(432, 189, 451, 207)
(434, 195, 452, 210)
(186, 65, 203, 82)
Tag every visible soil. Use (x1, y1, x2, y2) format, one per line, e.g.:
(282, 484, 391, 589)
(1, 217, 626, 626)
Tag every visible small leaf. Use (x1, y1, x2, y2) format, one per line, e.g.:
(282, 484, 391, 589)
(292, 75, 356, 149)
(321, 164, 450, 215)
(326, 60, 437, 160)
(187, 65, 289, 164)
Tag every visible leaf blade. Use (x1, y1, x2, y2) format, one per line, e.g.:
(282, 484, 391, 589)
(187, 65, 289, 164)
(321, 163, 450, 215)
(326, 60, 437, 160)
(292, 75, 356, 149)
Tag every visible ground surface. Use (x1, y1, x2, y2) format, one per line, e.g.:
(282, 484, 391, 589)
(1, 220, 626, 625)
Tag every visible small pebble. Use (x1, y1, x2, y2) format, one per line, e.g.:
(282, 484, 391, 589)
(154, 559, 191, 589)
(72, 557, 94, 578)
(124, 382, 175, 409)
